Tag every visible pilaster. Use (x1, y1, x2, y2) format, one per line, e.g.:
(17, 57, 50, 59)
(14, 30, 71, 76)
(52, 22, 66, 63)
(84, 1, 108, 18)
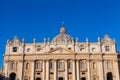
(31, 60, 35, 80)
(87, 59, 91, 80)
(76, 60, 80, 80)
(54, 59, 57, 80)
(46, 59, 50, 80)
(18, 60, 24, 80)
(72, 59, 76, 80)
(65, 59, 68, 80)
(42, 60, 46, 80)
(114, 59, 120, 80)
(98, 59, 104, 80)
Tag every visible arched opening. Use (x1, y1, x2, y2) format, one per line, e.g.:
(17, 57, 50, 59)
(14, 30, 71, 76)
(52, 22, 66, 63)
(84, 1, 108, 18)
(36, 77, 41, 80)
(59, 77, 64, 80)
(80, 77, 86, 80)
(0, 74, 4, 80)
(107, 72, 113, 80)
(26, 63, 29, 70)
(9, 73, 16, 80)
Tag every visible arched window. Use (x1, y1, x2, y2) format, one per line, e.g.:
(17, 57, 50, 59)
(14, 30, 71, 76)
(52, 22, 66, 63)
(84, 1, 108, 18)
(81, 62, 85, 69)
(36, 62, 40, 69)
(93, 62, 96, 69)
(107, 62, 112, 69)
(26, 63, 29, 70)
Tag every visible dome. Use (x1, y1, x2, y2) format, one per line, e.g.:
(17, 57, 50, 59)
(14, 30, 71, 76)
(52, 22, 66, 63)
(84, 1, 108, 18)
(52, 24, 73, 44)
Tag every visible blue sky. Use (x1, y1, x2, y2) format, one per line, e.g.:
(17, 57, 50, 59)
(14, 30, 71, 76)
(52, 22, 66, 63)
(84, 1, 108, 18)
(0, 0, 120, 69)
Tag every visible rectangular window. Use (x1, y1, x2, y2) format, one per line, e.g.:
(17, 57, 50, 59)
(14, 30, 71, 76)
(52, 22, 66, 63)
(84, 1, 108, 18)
(50, 62, 53, 69)
(107, 62, 112, 69)
(80, 48, 85, 52)
(105, 46, 110, 52)
(13, 47, 17, 52)
(36, 62, 40, 69)
(11, 63, 16, 70)
(68, 62, 72, 69)
(81, 62, 85, 69)
(58, 61, 63, 69)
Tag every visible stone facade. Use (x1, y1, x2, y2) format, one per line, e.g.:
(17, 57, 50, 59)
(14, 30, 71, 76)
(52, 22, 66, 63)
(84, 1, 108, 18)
(3, 24, 120, 80)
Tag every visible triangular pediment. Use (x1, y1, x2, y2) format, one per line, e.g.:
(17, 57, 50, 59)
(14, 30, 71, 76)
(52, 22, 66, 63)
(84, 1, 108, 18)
(47, 47, 74, 54)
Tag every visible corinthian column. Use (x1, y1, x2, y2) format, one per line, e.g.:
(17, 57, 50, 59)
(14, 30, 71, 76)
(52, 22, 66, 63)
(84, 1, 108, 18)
(54, 60, 57, 80)
(65, 60, 68, 80)
(87, 59, 91, 80)
(42, 60, 46, 80)
(31, 60, 35, 80)
(4, 61, 8, 77)
(76, 60, 80, 80)
(18, 60, 23, 80)
(114, 59, 120, 80)
(72, 59, 76, 80)
(98, 59, 104, 80)
(46, 60, 50, 80)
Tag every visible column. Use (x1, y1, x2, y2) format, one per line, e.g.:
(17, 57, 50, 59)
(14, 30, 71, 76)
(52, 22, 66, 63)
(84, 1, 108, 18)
(114, 60, 120, 80)
(42, 60, 46, 80)
(46, 60, 50, 80)
(65, 60, 68, 80)
(54, 60, 57, 80)
(77, 60, 80, 80)
(4, 61, 8, 77)
(31, 60, 35, 80)
(18, 60, 23, 80)
(98, 60, 104, 80)
(72, 59, 76, 80)
(87, 59, 91, 80)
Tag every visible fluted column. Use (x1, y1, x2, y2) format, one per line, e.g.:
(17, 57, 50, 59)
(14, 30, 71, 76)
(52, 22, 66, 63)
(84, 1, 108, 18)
(43, 60, 46, 80)
(72, 59, 76, 80)
(46, 60, 50, 80)
(31, 60, 35, 80)
(87, 59, 91, 80)
(65, 60, 68, 80)
(77, 60, 80, 80)
(54, 60, 57, 80)
(98, 60, 104, 80)
(114, 60, 120, 80)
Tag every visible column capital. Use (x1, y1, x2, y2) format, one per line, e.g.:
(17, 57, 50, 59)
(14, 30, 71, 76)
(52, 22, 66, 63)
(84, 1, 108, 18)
(42, 59, 47, 62)
(64, 59, 68, 62)
(76, 59, 80, 61)
(72, 59, 76, 61)
(87, 59, 92, 62)
(53, 59, 58, 62)
(45, 59, 50, 61)
(19, 60, 24, 62)
(4, 60, 9, 63)
(97, 59, 104, 62)
(114, 59, 119, 62)
(30, 60, 35, 63)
